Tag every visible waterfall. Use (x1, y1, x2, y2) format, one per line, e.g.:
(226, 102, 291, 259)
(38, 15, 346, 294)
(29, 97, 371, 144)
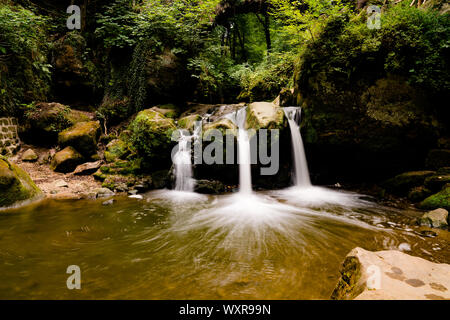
(283, 107, 311, 187)
(226, 108, 253, 194)
(173, 126, 201, 192)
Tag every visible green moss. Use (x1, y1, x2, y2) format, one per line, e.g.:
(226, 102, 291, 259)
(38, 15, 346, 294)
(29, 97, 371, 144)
(0, 156, 41, 207)
(58, 121, 101, 156)
(419, 186, 450, 211)
(178, 114, 202, 131)
(128, 109, 176, 169)
(105, 139, 130, 163)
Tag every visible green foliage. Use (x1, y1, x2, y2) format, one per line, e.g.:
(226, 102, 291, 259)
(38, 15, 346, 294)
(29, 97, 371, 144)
(0, 3, 50, 115)
(95, 0, 139, 49)
(234, 52, 296, 101)
(297, 3, 450, 97)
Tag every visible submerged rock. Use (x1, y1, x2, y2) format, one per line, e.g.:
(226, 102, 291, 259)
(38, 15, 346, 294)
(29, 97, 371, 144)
(58, 121, 101, 157)
(0, 156, 42, 207)
(50, 146, 84, 173)
(419, 208, 449, 229)
(331, 247, 450, 300)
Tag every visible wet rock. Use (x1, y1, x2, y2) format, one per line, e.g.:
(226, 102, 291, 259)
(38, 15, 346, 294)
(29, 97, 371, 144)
(58, 121, 101, 156)
(426, 149, 450, 170)
(50, 147, 84, 173)
(384, 171, 435, 195)
(419, 208, 449, 229)
(331, 247, 450, 300)
(178, 114, 202, 131)
(246, 102, 285, 130)
(419, 185, 450, 211)
(73, 161, 102, 176)
(94, 188, 115, 199)
(194, 180, 225, 194)
(0, 156, 42, 207)
(21, 149, 38, 162)
(151, 170, 170, 189)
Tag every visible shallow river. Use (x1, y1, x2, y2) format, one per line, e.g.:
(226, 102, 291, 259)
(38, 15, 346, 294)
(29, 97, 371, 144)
(0, 187, 448, 299)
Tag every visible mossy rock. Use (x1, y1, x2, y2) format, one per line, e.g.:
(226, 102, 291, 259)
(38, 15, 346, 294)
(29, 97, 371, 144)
(424, 174, 450, 192)
(23, 102, 90, 145)
(128, 109, 177, 169)
(178, 114, 202, 131)
(105, 139, 130, 163)
(246, 102, 285, 130)
(50, 146, 84, 173)
(408, 186, 433, 203)
(384, 171, 435, 195)
(151, 104, 179, 119)
(203, 118, 237, 137)
(58, 121, 101, 156)
(0, 156, 42, 207)
(419, 185, 450, 211)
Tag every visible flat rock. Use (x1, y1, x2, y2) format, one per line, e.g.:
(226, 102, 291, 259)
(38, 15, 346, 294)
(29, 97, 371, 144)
(94, 187, 115, 198)
(53, 179, 69, 188)
(21, 149, 38, 162)
(331, 247, 450, 300)
(73, 160, 102, 176)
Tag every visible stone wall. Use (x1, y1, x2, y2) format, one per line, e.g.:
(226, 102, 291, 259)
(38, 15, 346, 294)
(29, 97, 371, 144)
(0, 117, 20, 156)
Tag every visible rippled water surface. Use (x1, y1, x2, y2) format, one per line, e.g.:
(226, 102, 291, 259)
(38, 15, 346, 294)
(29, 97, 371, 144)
(0, 188, 448, 299)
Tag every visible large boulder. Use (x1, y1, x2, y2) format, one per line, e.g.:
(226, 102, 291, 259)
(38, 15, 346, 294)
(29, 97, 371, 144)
(0, 156, 42, 207)
(419, 184, 450, 211)
(128, 109, 176, 169)
(331, 247, 450, 300)
(22, 102, 90, 145)
(50, 146, 84, 173)
(58, 121, 101, 157)
(246, 102, 285, 130)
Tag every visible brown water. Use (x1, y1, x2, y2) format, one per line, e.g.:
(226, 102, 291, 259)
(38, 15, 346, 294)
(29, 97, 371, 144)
(0, 188, 448, 300)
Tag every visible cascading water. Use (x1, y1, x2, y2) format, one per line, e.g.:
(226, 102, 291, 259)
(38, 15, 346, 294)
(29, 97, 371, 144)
(173, 124, 201, 192)
(283, 107, 311, 188)
(227, 108, 253, 194)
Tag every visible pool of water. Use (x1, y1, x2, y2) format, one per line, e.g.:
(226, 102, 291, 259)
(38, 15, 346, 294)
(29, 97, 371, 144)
(0, 188, 448, 299)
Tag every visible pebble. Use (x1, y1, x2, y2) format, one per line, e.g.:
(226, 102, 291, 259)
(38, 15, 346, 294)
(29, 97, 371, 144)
(129, 195, 143, 200)
(398, 243, 411, 252)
